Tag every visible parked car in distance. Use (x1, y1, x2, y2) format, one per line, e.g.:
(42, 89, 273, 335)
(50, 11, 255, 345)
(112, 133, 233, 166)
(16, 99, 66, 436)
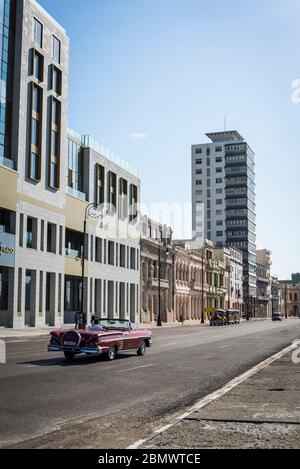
(48, 318, 152, 361)
(225, 310, 240, 325)
(272, 312, 283, 321)
(210, 310, 226, 326)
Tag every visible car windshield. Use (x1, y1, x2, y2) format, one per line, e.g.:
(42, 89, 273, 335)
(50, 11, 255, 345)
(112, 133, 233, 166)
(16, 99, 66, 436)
(97, 319, 131, 331)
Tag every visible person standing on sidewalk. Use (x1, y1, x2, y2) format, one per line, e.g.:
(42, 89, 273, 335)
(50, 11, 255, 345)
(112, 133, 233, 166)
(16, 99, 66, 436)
(74, 312, 80, 329)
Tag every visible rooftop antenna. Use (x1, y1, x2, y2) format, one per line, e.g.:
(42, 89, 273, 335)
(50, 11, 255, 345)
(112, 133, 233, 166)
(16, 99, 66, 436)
(224, 116, 227, 131)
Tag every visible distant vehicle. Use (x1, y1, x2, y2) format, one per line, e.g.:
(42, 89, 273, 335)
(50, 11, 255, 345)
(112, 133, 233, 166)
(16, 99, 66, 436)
(272, 312, 283, 321)
(210, 309, 226, 326)
(242, 312, 249, 320)
(48, 318, 152, 361)
(225, 310, 240, 325)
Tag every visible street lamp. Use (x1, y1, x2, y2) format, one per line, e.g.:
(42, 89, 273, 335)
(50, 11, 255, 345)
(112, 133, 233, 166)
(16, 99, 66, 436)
(80, 203, 104, 316)
(157, 235, 169, 327)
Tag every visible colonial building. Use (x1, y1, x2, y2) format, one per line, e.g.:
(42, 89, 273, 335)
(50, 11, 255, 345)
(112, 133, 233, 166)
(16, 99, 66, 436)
(256, 249, 272, 318)
(280, 273, 300, 318)
(214, 245, 243, 312)
(140, 216, 174, 324)
(0, 0, 140, 328)
(173, 239, 227, 322)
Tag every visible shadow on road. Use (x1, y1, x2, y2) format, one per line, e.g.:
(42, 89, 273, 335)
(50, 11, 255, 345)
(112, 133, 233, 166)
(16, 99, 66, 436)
(17, 352, 137, 367)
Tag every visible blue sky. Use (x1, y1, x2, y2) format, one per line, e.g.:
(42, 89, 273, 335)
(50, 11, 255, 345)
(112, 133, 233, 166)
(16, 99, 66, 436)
(38, 0, 300, 279)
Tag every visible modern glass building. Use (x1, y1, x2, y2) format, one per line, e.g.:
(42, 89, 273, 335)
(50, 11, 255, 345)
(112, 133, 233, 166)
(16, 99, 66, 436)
(0, 0, 15, 169)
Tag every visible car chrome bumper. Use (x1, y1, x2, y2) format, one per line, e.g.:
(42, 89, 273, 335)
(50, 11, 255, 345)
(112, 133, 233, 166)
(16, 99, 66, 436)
(48, 344, 104, 354)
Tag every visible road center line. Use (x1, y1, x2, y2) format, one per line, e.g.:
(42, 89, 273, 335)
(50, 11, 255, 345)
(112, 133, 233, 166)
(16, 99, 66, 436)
(127, 342, 298, 449)
(117, 364, 154, 373)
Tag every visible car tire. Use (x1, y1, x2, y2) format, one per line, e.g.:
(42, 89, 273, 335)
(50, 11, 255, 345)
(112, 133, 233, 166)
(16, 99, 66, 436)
(137, 341, 146, 356)
(64, 352, 75, 361)
(106, 346, 117, 361)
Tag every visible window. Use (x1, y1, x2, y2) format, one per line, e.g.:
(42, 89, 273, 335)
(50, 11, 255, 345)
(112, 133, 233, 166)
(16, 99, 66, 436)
(120, 244, 126, 268)
(34, 18, 43, 48)
(30, 152, 39, 180)
(216, 231, 223, 237)
(49, 97, 61, 189)
(32, 50, 44, 81)
(196, 158, 202, 165)
(207, 211, 211, 219)
(216, 199, 222, 205)
(216, 209, 222, 215)
(108, 241, 115, 265)
(52, 36, 61, 63)
(67, 139, 84, 195)
(216, 220, 223, 226)
(206, 148, 210, 156)
(216, 146, 222, 152)
(47, 223, 57, 253)
(216, 167, 222, 173)
(196, 169, 202, 175)
(207, 168, 210, 177)
(95, 238, 102, 263)
(29, 84, 42, 180)
(0, 209, 12, 233)
(129, 184, 138, 222)
(65, 229, 83, 258)
(107, 171, 117, 211)
(130, 248, 136, 270)
(216, 188, 222, 194)
(196, 180, 202, 185)
(215, 156, 222, 163)
(119, 178, 128, 218)
(195, 190, 202, 196)
(26, 217, 33, 248)
(207, 189, 211, 198)
(95, 164, 105, 205)
(216, 178, 222, 184)
(31, 118, 39, 146)
(195, 148, 202, 154)
(51, 65, 62, 95)
(0, 268, 8, 311)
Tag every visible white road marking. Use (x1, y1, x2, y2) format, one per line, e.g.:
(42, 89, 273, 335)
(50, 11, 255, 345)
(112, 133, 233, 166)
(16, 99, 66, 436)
(219, 345, 232, 349)
(127, 342, 298, 449)
(117, 364, 154, 373)
(24, 364, 37, 368)
(160, 343, 177, 347)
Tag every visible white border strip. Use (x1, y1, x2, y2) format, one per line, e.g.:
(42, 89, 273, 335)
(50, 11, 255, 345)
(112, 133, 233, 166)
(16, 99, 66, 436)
(127, 342, 298, 449)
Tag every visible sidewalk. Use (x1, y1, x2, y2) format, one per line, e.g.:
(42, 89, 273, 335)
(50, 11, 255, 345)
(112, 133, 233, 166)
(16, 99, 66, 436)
(0, 320, 209, 340)
(0, 317, 274, 340)
(142, 349, 300, 449)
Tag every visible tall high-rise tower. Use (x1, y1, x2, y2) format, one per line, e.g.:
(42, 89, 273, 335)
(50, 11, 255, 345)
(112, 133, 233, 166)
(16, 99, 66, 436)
(191, 131, 257, 316)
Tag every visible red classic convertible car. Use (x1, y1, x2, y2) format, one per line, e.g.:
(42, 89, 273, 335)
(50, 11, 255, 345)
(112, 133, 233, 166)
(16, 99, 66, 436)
(48, 318, 152, 361)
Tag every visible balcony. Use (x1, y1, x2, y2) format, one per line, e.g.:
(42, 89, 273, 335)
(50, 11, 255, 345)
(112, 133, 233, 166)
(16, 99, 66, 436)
(151, 278, 169, 289)
(66, 186, 87, 202)
(65, 248, 82, 258)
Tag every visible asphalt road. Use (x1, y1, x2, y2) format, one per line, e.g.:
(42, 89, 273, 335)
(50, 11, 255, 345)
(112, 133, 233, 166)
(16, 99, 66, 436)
(0, 319, 300, 449)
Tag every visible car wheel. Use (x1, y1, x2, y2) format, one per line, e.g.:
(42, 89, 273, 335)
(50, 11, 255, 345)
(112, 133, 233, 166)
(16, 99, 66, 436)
(106, 346, 116, 361)
(64, 352, 75, 361)
(137, 341, 146, 356)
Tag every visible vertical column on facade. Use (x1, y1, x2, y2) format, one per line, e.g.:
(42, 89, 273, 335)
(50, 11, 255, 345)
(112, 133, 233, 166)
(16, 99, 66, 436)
(14, 268, 25, 328)
(7, 267, 14, 327)
(40, 270, 45, 325)
(115, 281, 119, 318)
(35, 270, 43, 328)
